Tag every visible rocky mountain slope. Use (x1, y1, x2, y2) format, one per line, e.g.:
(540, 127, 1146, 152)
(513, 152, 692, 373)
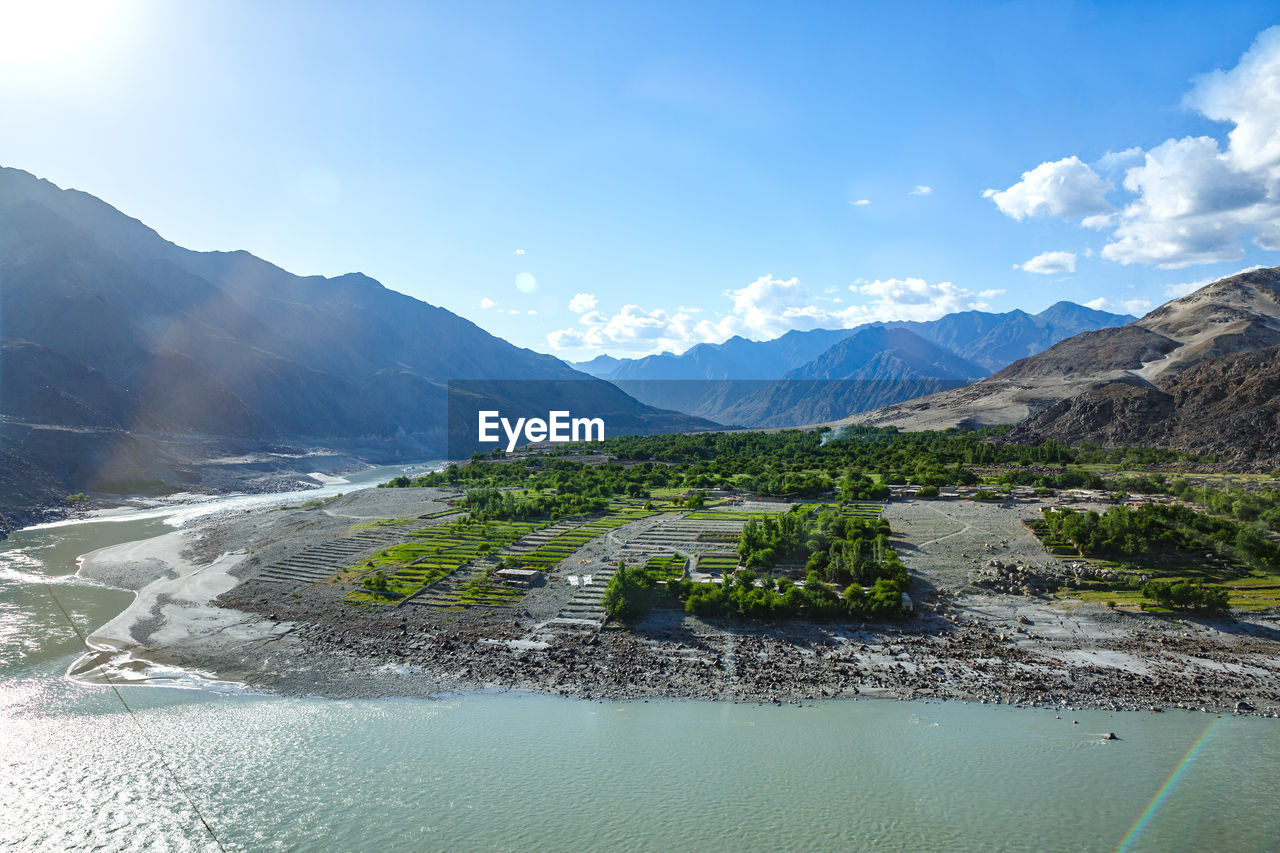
(845, 267, 1280, 466)
(0, 167, 712, 524)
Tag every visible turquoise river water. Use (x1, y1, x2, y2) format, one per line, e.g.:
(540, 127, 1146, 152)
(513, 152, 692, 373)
(1, 470, 1278, 851)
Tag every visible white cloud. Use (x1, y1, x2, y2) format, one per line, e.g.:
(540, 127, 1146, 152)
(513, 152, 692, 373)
(851, 198, 870, 206)
(909, 185, 933, 196)
(992, 27, 1280, 269)
(1096, 147, 1145, 174)
(513, 248, 526, 255)
(983, 156, 1112, 221)
(515, 272, 538, 293)
(479, 297, 496, 309)
(1161, 265, 1263, 298)
(1085, 297, 1154, 315)
(1101, 135, 1270, 268)
(1186, 27, 1280, 177)
(845, 278, 996, 323)
(547, 328, 585, 348)
(1162, 279, 1207, 299)
(568, 292, 598, 313)
(1017, 250, 1077, 274)
(544, 274, 999, 355)
(527, 309, 537, 315)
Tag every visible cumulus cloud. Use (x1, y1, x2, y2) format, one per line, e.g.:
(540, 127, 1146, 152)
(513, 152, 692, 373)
(845, 278, 999, 323)
(547, 328, 585, 348)
(851, 198, 871, 206)
(990, 27, 1280, 269)
(513, 248, 526, 255)
(1017, 251, 1077, 275)
(1085, 296, 1154, 315)
(1100, 135, 1270, 267)
(568, 292, 598, 313)
(909, 185, 933, 196)
(545, 274, 1000, 354)
(1186, 28, 1280, 177)
(480, 297, 496, 309)
(983, 156, 1112, 221)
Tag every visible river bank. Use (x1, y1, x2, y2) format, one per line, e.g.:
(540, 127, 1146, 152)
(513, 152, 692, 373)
(4, 478, 1280, 850)
(61, 482, 1278, 715)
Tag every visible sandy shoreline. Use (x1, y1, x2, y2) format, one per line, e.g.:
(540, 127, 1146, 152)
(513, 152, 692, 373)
(71, 518, 296, 690)
(63, 486, 1280, 716)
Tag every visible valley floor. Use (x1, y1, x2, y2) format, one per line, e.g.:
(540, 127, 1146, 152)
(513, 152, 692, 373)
(81, 486, 1280, 715)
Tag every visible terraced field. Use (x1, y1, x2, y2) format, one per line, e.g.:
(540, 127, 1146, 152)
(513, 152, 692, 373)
(642, 553, 688, 581)
(347, 518, 544, 604)
(361, 502, 660, 609)
(841, 502, 886, 519)
(406, 558, 528, 609)
(504, 504, 656, 570)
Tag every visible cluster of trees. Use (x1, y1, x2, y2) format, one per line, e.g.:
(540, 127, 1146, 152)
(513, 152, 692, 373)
(600, 425, 1198, 473)
(462, 487, 608, 521)
(382, 428, 1267, 531)
(995, 468, 1108, 491)
(801, 511, 910, 589)
(1164, 480, 1280, 533)
(678, 570, 905, 621)
(602, 563, 907, 623)
(1140, 580, 1230, 613)
(1041, 504, 1280, 569)
(736, 507, 908, 588)
(839, 471, 891, 501)
(388, 457, 665, 498)
(737, 512, 811, 569)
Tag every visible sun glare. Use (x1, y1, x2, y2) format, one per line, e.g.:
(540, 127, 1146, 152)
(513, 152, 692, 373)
(0, 0, 120, 68)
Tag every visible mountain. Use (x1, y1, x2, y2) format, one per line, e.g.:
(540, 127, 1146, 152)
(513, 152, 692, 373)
(883, 302, 1135, 373)
(0, 167, 714, 524)
(583, 328, 858, 381)
(581, 304, 1133, 385)
(589, 304, 1130, 428)
(846, 267, 1280, 466)
(782, 326, 986, 382)
(612, 326, 986, 428)
(571, 354, 627, 379)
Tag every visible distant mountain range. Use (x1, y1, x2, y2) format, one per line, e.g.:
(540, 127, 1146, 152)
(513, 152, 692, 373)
(578, 301, 1133, 427)
(846, 267, 1280, 467)
(0, 167, 713, 523)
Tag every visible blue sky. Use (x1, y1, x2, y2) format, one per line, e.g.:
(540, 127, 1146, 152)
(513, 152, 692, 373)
(3, 1, 1280, 360)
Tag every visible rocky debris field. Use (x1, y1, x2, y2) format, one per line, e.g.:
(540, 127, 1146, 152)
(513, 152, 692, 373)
(197, 494, 1280, 716)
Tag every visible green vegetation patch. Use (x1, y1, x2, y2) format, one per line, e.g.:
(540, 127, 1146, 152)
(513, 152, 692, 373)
(606, 503, 910, 624)
(346, 516, 544, 603)
(643, 553, 688, 582)
(1032, 503, 1280, 613)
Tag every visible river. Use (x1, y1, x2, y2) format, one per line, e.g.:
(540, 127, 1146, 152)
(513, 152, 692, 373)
(1, 470, 1277, 851)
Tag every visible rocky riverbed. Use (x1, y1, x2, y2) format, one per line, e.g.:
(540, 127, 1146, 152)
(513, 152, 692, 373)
(107, 487, 1280, 716)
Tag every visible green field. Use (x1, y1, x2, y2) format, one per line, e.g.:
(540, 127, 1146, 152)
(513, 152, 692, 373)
(642, 553, 688, 581)
(346, 501, 658, 605)
(346, 517, 544, 603)
(1025, 516, 1280, 611)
